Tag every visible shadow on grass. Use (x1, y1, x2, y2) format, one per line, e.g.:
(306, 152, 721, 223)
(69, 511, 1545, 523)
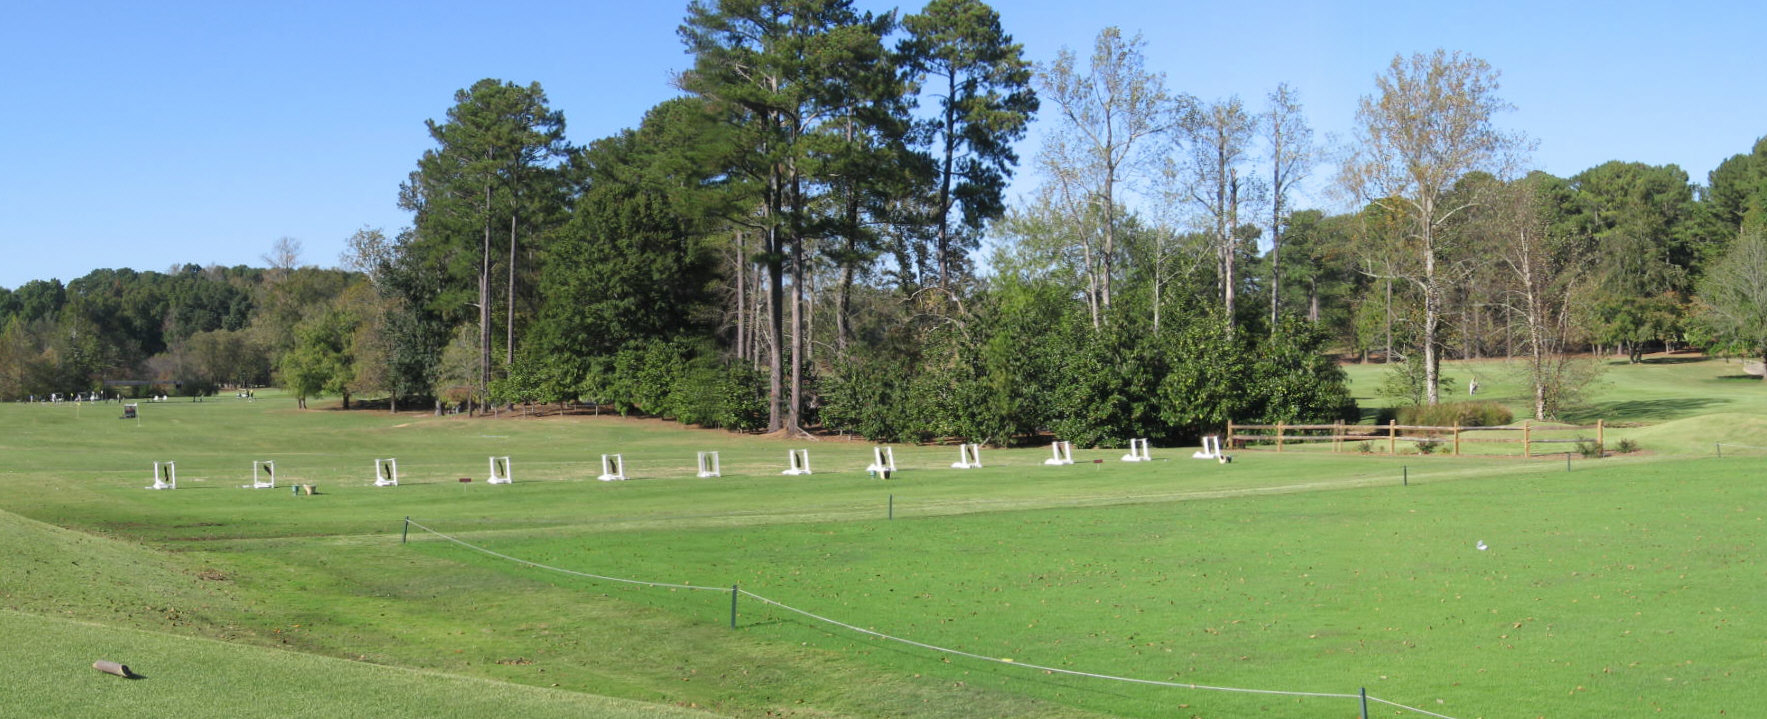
(1560, 397, 1731, 424)
(1636, 356, 1709, 365)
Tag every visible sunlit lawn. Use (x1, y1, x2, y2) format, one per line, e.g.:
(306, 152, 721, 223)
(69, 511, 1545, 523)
(3, 357, 1765, 718)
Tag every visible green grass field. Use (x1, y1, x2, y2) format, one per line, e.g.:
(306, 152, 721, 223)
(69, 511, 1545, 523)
(2, 354, 1763, 718)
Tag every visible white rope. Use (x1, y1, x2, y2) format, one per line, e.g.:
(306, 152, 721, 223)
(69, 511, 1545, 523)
(405, 520, 728, 593)
(1715, 442, 1767, 452)
(739, 589, 1360, 700)
(408, 519, 1463, 718)
(1368, 695, 1464, 718)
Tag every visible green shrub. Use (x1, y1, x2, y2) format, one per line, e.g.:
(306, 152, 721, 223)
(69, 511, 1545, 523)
(1617, 438, 1640, 453)
(1396, 401, 1514, 428)
(1576, 440, 1605, 458)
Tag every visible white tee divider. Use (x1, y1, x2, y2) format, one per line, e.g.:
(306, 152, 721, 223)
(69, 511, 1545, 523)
(597, 453, 626, 481)
(1193, 435, 1227, 461)
(696, 451, 721, 478)
(1044, 441, 1074, 466)
(1121, 438, 1152, 462)
(374, 458, 399, 487)
(781, 449, 812, 476)
(146, 461, 176, 490)
(866, 446, 896, 475)
(245, 460, 276, 489)
(951, 443, 982, 469)
(486, 456, 513, 484)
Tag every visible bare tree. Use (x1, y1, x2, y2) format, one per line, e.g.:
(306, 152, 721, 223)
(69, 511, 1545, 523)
(265, 236, 303, 275)
(1492, 174, 1595, 419)
(1037, 155, 1107, 327)
(1341, 50, 1526, 405)
(1037, 27, 1187, 326)
(1695, 218, 1767, 378)
(338, 226, 391, 286)
(1175, 96, 1258, 327)
(1263, 83, 1313, 327)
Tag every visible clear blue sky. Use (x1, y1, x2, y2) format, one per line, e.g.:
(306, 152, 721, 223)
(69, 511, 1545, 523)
(3, 0, 1762, 290)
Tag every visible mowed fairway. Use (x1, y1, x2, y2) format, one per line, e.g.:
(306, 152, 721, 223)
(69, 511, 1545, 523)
(2, 357, 1764, 718)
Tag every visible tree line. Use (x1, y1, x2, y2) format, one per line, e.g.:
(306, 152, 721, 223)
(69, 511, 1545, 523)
(6, 0, 1767, 443)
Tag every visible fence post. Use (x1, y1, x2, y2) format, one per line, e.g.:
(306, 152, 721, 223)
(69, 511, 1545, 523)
(730, 584, 739, 629)
(1388, 419, 1397, 455)
(1597, 419, 1604, 452)
(401, 516, 409, 544)
(1360, 687, 1369, 719)
(1523, 420, 1532, 458)
(888, 494, 894, 521)
(1334, 420, 1343, 453)
(1276, 423, 1285, 453)
(1227, 422, 1236, 449)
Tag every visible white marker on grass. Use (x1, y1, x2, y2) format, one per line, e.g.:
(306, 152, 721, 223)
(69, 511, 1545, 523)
(1476, 540, 1488, 551)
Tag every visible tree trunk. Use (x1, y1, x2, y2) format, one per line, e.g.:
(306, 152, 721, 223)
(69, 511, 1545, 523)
(784, 151, 804, 434)
(837, 258, 853, 355)
(936, 67, 957, 289)
(1080, 228, 1100, 329)
(507, 212, 517, 367)
(479, 186, 493, 405)
(1223, 169, 1239, 329)
(1152, 244, 1162, 334)
(763, 127, 785, 433)
(1423, 259, 1440, 406)
(1383, 279, 1393, 364)
(734, 232, 747, 363)
(754, 257, 767, 370)
(766, 222, 784, 432)
(1269, 222, 1281, 328)
(805, 260, 815, 367)
(788, 232, 804, 434)
(1307, 276, 1319, 323)
(1099, 154, 1115, 315)
(1462, 298, 1473, 360)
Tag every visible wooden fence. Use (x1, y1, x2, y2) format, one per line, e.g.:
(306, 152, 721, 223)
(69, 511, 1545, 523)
(1226, 419, 1605, 458)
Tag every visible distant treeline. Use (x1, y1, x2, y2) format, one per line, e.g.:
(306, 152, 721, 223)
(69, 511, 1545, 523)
(0, 264, 355, 401)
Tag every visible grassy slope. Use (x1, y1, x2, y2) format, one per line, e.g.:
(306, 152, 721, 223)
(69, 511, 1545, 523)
(1342, 354, 1767, 456)
(3, 357, 1765, 718)
(1341, 353, 1767, 426)
(0, 609, 718, 719)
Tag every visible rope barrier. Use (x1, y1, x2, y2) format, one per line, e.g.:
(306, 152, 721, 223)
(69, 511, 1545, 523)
(738, 589, 1362, 700)
(405, 519, 1466, 718)
(1368, 695, 1462, 719)
(405, 519, 728, 593)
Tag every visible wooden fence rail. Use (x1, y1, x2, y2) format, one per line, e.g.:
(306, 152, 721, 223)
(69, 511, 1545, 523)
(1227, 419, 1605, 458)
